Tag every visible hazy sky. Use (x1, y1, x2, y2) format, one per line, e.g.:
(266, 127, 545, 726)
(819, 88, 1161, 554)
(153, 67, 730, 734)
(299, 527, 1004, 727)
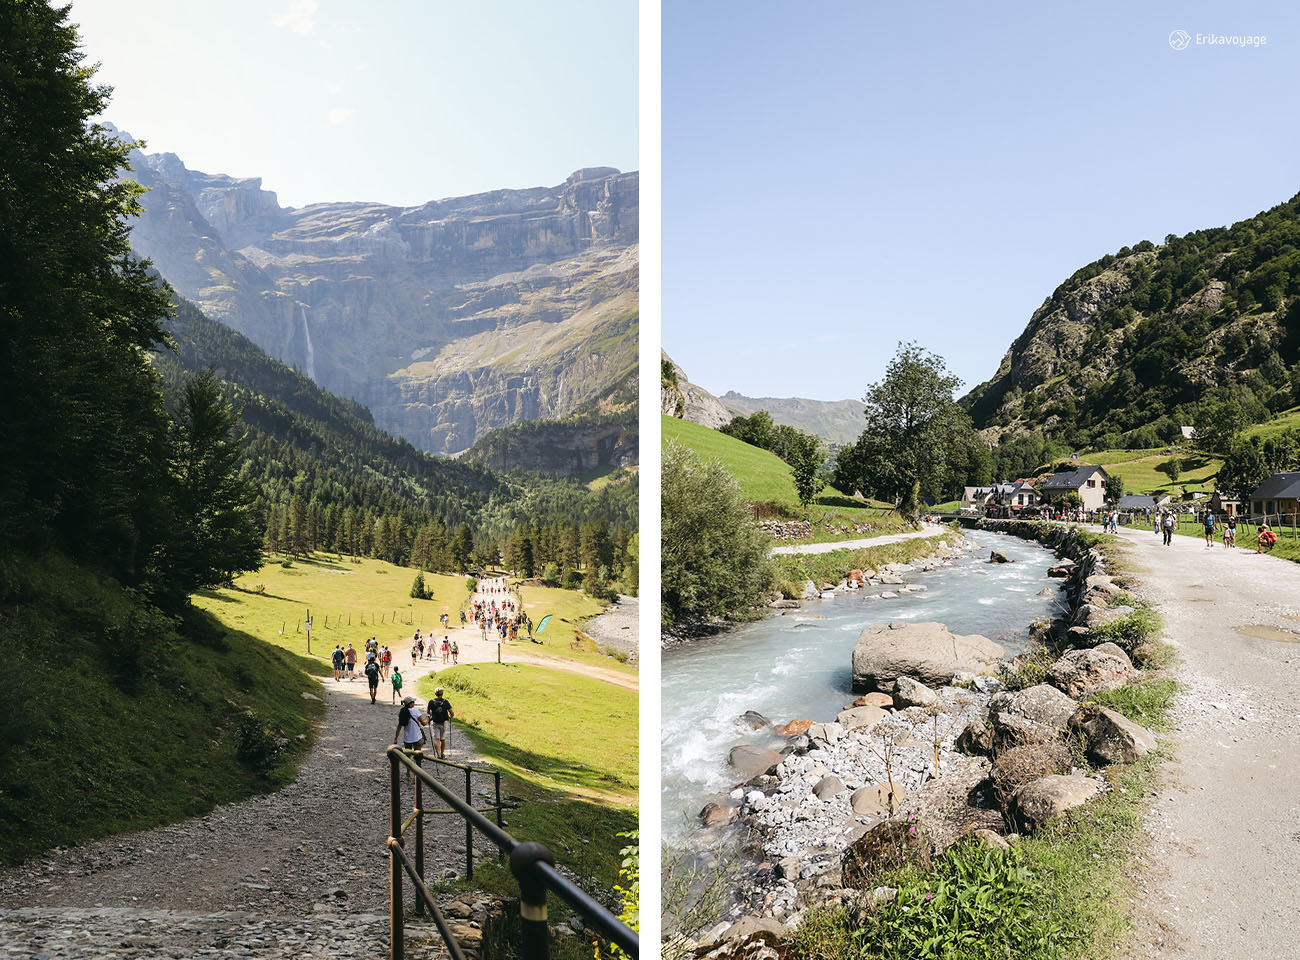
(663, 1, 1300, 402)
(70, 0, 638, 208)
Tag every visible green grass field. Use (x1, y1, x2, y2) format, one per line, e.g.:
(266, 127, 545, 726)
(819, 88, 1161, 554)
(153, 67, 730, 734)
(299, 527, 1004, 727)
(192, 554, 472, 666)
(1067, 448, 1222, 497)
(663, 415, 914, 543)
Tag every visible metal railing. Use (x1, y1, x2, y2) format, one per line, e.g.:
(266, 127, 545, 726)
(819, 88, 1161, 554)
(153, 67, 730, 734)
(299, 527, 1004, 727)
(386, 746, 638, 960)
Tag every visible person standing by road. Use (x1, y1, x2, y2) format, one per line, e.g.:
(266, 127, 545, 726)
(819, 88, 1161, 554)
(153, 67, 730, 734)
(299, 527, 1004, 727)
(426, 687, 454, 759)
(1203, 510, 1217, 547)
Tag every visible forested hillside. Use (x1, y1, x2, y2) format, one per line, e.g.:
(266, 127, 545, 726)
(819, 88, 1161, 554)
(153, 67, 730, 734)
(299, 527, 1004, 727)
(965, 191, 1300, 452)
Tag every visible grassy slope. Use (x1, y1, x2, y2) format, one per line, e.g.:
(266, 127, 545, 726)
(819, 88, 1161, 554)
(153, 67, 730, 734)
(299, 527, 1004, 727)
(663, 415, 913, 543)
(1060, 447, 1222, 497)
(0, 553, 325, 864)
(514, 581, 638, 674)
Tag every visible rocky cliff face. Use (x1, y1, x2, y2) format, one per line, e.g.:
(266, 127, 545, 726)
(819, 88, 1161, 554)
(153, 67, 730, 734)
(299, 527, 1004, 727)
(720, 392, 866, 444)
(119, 131, 637, 455)
(660, 351, 732, 429)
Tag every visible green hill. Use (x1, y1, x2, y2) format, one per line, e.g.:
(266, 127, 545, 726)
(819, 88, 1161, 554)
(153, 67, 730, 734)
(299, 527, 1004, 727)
(663, 415, 913, 542)
(965, 189, 1300, 451)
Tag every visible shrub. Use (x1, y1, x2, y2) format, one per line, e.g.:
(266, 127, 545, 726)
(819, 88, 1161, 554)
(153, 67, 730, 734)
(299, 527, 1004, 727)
(562, 568, 583, 591)
(998, 645, 1055, 692)
(465, 576, 478, 594)
(542, 561, 561, 586)
(233, 711, 288, 775)
(410, 572, 433, 600)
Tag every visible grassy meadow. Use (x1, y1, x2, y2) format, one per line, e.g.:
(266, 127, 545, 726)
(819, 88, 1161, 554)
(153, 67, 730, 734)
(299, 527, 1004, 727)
(514, 581, 638, 673)
(191, 554, 472, 665)
(1067, 447, 1222, 497)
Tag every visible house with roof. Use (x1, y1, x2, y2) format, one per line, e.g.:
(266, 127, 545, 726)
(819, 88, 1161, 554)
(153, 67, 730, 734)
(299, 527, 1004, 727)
(992, 480, 1038, 511)
(961, 486, 994, 511)
(1038, 464, 1110, 511)
(1208, 490, 1243, 517)
(1250, 472, 1300, 523)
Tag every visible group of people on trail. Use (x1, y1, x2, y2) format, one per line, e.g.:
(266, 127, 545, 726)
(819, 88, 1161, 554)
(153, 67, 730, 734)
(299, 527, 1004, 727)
(1141, 509, 1278, 552)
(393, 687, 456, 759)
(331, 639, 392, 682)
(409, 629, 458, 666)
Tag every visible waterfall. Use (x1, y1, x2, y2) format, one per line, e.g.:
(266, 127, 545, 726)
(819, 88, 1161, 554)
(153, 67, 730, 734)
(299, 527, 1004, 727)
(300, 306, 317, 381)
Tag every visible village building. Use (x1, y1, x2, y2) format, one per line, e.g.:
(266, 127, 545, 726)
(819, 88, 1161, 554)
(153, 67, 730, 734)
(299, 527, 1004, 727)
(1207, 490, 1243, 517)
(1038, 464, 1110, 512)
(1117, 494, 1156, 513)
(1250, 472, 1300, 524)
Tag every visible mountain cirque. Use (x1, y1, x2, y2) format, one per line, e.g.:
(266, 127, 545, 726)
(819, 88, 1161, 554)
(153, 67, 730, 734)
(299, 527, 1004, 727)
(116, 125, 638, 455)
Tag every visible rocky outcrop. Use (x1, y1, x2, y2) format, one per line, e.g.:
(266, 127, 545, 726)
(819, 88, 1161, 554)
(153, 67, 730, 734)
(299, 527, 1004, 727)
(660, 351, 732, 429)
(1068, 704, 1158, 765)
(120, 135, 638, 455)
(851, 621, 1005, 692)
(987, 684, 1077, 749)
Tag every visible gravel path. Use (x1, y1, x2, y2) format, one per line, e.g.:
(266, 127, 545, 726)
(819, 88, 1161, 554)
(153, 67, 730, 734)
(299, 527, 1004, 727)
(769, 523, 947, 555)
(576, 594, 639, 663)
(0, 578, 532, 957)
(1110, 528, 1300, 958)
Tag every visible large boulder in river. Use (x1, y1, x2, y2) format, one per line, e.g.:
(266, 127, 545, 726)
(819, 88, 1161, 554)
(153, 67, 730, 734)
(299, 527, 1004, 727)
(728, 745, 783, 779)
(851, 621, 1005, 692)
(987, 684, 1077, 749)
(1048, 643, 1135, 699)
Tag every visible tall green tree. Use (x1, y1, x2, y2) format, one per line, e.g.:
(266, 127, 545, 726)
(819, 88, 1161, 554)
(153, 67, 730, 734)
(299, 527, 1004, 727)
(166, 371, 263, 596)
(842, 343, 971, 516)
(784, 429, 826, 507)
(1, 0, 174, 585)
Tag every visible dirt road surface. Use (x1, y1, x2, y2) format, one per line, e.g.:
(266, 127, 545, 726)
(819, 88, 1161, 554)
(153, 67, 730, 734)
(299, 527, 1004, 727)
(1112, 527, 1300, 958)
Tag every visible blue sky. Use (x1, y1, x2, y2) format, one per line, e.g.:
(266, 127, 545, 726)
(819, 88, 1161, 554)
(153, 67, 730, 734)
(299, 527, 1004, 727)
(664, 1, 1300, 402)
(71, 0, 638, 208)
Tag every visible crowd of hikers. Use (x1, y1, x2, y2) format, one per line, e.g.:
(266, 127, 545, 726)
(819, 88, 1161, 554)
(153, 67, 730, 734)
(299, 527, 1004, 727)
(468, 577, 532, 642)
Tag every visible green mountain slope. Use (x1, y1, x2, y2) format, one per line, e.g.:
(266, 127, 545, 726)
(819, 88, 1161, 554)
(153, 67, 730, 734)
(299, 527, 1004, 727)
(965, 191, 1300, 449)
(720, 392, 865, 445)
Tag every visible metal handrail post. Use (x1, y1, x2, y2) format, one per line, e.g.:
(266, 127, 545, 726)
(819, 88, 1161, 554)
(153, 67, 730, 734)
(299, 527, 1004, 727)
(414, 752, 424, 917)
(389, 751, 404, 960)
(510, 841, 555, 960)
(464, 764, 474, 880)
(494, 770, 504, 864)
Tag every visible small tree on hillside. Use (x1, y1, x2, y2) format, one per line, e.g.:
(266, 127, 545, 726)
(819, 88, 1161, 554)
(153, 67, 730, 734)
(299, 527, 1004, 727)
(1104, 475, 1125, 504)
(785, 430, 827, 507)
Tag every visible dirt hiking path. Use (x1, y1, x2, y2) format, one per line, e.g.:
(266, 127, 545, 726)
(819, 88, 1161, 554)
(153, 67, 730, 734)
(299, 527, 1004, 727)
(1110, 527, 1300, 958)
(769, 522, 948, 555)
(0, 576, 582, 957)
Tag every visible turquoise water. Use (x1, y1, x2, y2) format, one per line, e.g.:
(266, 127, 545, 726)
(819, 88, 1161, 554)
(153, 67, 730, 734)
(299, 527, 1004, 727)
(661, 529, 1059, 845)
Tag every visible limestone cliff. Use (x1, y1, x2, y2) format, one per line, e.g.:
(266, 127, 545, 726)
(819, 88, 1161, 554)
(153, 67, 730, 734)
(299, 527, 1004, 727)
(119, 132, 638, 456)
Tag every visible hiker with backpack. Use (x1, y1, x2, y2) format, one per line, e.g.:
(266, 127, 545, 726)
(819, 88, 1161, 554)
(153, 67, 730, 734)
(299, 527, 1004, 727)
(331, 645, 345, 682)
(390, 665, 404, 704)
(364, 658, 381, 703)
(427, 688, 454, 758)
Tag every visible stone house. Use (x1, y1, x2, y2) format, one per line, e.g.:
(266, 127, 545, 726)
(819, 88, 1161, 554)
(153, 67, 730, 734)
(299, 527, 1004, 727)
(1208, 491, 1243, 517)
(1038, 465, 1110, 512)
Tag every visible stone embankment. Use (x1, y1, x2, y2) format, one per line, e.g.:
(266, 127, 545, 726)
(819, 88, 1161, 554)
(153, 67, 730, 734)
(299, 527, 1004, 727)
(685, 523, 1162, 960)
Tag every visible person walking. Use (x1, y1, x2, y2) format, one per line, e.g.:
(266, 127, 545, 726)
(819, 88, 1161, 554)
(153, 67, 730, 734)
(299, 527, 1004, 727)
(1203, 510, 1217, 548)
(331, 645, 345, 682)
(441, 636, 450, 664)
(364, 657, 381, 703)
(1225, 515, 1237, 548)
(381, 645, 392, 680)
(344, 643, 357, 680)
(451, 640, 459, 664)
(426, 687, 454, 759)
(390, 665, 404, 704)
(1162, 511, 1175, 546)
(393, 696, 427, 756)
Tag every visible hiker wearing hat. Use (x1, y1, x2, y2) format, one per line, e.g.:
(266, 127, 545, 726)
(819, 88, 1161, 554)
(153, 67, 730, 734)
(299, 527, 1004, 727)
(426, 688, 454, 758)
(393, 696, 427, 753)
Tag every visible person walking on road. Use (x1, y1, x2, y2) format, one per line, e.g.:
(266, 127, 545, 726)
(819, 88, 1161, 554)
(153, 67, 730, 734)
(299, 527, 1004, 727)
(331, 645, 345, 682)
(426, 687, 454, 759)
(1204, 510, 1217, 548)
(1225, 515, 1237, 548)
(1162, 512, 1176, 546)
(364, 658, 380, 703)
(451, 640, 459, 664)
(344, 644, 357, 680)
(390, 665, 403, 704)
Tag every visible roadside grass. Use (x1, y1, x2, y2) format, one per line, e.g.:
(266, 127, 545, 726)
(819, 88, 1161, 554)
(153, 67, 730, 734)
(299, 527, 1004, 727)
(787, 748, 1173, 960)
(1090, 679, 1179, 732)
(512, 582, 638, 675)
(771, 534, 952, 588)
(416, 664, 637, 920)
(192, 553, 472, 666)
(417, 664, 636, 803)
(0, 551, 324, 864)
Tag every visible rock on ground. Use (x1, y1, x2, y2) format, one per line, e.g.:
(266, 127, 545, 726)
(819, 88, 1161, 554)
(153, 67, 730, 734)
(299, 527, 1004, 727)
(851, 621, 1005, 692)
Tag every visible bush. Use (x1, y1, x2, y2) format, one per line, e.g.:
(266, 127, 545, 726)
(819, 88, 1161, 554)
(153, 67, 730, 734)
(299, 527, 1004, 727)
(853, 842, 1059, 960)
(662, 442, 774, 629)
(562, 568, 583, 590)
(997, 645, 1055, 692)
(465, 576, 478, 594)
(410, 571, 433, 600)
(233, 711, 288, 775)
(542, 561, 561, 586)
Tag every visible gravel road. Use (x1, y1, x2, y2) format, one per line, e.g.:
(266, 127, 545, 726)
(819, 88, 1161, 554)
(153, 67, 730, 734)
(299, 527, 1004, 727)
(768, 523, 947, 555)
(1111, 527, 1300, 958)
